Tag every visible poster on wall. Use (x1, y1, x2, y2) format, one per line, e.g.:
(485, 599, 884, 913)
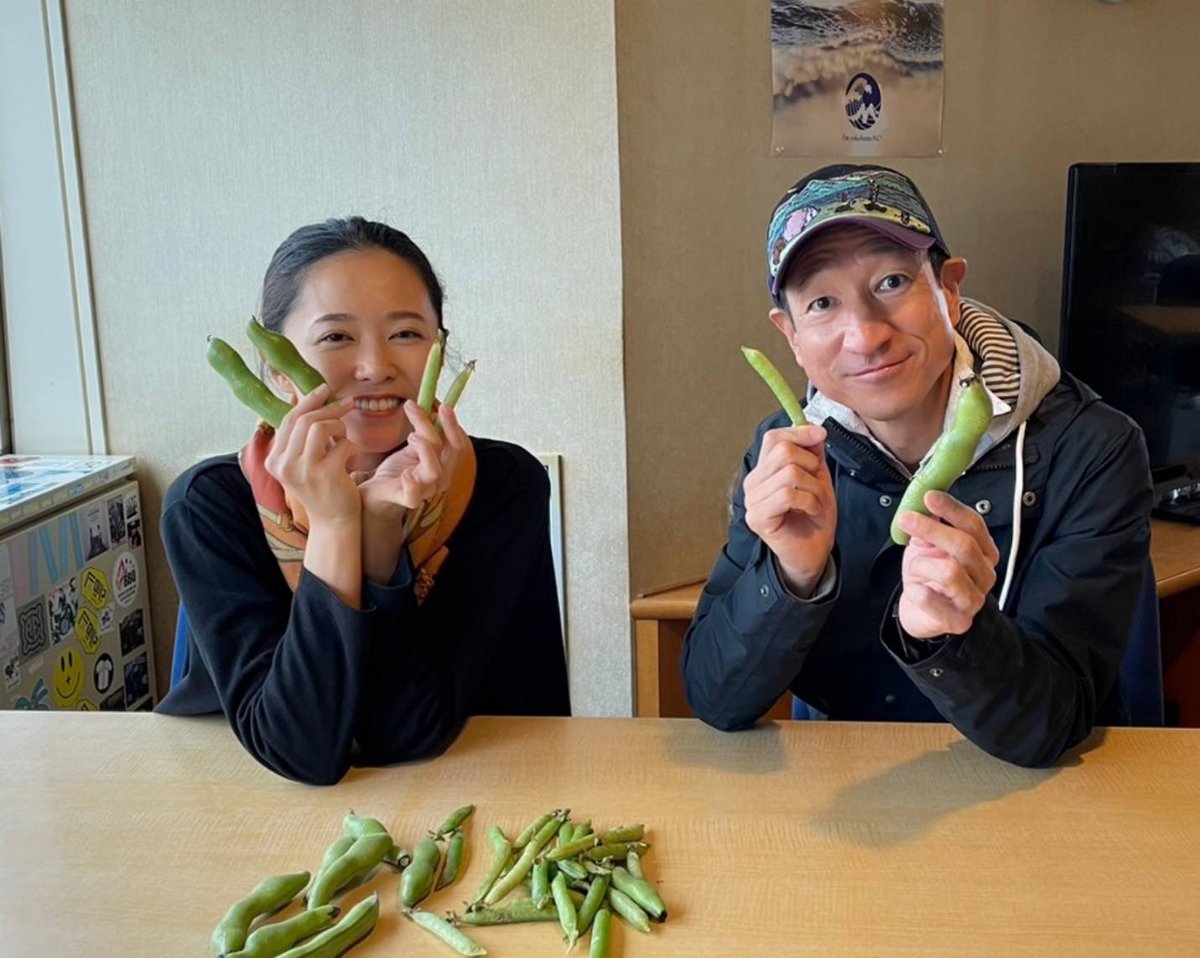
(771, 0, 944, 158)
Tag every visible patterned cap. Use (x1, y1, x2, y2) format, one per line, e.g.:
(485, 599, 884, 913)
(766, 164, 950, 302)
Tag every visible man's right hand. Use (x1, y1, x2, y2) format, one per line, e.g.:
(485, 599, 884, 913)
(743, 425, 837, 597)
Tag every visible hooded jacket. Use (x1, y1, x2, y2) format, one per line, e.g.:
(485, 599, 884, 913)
(681, 300, 1153, 767)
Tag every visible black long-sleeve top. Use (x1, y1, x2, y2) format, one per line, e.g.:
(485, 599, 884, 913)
(156, 437, 570, 784)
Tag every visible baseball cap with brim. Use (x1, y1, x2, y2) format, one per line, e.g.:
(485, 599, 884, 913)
(767, 164, 951, 303)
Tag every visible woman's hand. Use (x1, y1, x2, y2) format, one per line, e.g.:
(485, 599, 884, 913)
(359, 401, 469, 518)
(358, 402, 470, 584)
(264, 384, 361, 526)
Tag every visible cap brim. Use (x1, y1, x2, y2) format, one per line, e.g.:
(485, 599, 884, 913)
(771, 217, 937, 297)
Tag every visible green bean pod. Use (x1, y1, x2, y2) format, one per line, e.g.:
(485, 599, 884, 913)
(405, 908, 487, 957)
(584, 841, 650, 862)
(890, 376, 991, 545)
(742, 346, 808, 426)
(434, 804, 476, 838)
(484, 810, 568, 905)
(435, 829, 467, 891)
(417, 331, 445, 414)
(245, 318, 325, 396)
(225, 905, 339, 958)
(610, 866, 666, 921)
(470, 826, 512, 907)
(211, 870, 311, 956)
(550, 871, 580, 950)
(606, 886, 651, 934)
(599, 824, 644, 845)
(576, 875, 609, 933)
(307, 833, 392, 910)
(207, 337, 291, 429)
(544, 833, 599, 862)
(277, 892, 378, 958)
(588, 908, 612, 958)
(400, 837, 442, 908)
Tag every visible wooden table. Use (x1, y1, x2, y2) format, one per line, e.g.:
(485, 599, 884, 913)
(633, 519, 1200, 722)
(3, 713, 1199, 956)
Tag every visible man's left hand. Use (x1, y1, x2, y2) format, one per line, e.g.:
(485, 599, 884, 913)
(895, 490, 1001, 639)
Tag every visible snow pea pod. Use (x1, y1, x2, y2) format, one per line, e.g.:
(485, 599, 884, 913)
(470, 826, 512, 907)
(485, 810, 568, 905)
(435, 829, 467, 891)
(307, 833, 391, 909)
(584, 841, 649, 862)
(405, 907, 487, 956)
(550, 871, 580, 949)
(225, 905, 338, 958)
(211, 870, 310, 957)
(277, 892, 378, 958)
(417, 331, 445, 414)
(245, 318, 325, 396)
(544, 833, 599, 862)
(531, 859, 551, 909)
(459, 898, 559, 926)
(434, 804, 476, 839)
(606, 886, 651, 934)
(588, 908, 612, 958)
(576, 875, 609, 933)
(890, 376, 991, 545)
(207, 337, 291, 429)
(742, 346, 807, 426)
(599, 824, 644, 845)
(400, 836, 442, 908)
(625, 848, 644, 881)
(610, 866, 667, 921)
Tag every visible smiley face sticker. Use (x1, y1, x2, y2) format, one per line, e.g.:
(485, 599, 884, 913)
(52, 648, 85, 708)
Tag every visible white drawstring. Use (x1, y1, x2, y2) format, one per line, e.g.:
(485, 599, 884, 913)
(997, 419, 1027, 612)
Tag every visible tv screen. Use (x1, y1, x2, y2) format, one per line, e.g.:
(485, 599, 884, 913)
(1060, 162, 1200, 519)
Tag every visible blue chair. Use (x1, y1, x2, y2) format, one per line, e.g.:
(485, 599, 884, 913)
(792, 559, 1164, 726)
(169, 605, 191, 689)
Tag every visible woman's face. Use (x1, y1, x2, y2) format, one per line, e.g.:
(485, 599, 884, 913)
(277, 247, 440, 459)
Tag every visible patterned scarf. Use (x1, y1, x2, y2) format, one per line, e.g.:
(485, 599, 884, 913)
(239, 423, 477, 604)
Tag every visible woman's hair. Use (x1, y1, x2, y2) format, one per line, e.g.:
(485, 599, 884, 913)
(259, 216, 445, 333)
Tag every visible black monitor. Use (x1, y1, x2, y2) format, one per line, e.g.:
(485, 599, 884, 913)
(1060, 162, 1200, 523)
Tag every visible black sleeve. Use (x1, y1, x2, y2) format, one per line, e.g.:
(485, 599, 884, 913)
(351, 447, 569, 764)
(881, 417, 1153, 767)
(160, 465, 376, 785)
(681, 418, 837, 730)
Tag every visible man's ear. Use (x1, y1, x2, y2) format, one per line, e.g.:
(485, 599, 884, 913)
(768, 305, 806, 371)
(938, 256, 968, 327)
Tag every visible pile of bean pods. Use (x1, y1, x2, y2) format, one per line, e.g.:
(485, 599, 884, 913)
(453, 808, 668, 958)
(208, 805, 665, 957)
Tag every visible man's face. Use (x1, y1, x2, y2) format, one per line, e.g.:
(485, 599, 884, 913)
(770, 224, 967, 442)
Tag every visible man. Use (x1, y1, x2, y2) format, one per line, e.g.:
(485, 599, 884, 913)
(681, 164, 1153, 767)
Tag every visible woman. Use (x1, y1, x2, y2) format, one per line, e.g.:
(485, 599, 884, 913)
(157, 217, 570, 784)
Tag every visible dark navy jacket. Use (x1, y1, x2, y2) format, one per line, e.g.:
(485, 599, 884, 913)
(157, 437, 570, 785)
(681, 371, 1152, 767)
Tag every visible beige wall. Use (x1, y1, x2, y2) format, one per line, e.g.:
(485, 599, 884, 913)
(64, 1, 630, 714)
(618, 0, 1200, 596)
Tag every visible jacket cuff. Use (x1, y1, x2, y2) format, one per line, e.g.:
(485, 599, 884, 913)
(362, 550, 416, 613)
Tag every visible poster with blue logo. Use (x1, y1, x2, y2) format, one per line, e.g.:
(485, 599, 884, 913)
(771, 0, 944, 157)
